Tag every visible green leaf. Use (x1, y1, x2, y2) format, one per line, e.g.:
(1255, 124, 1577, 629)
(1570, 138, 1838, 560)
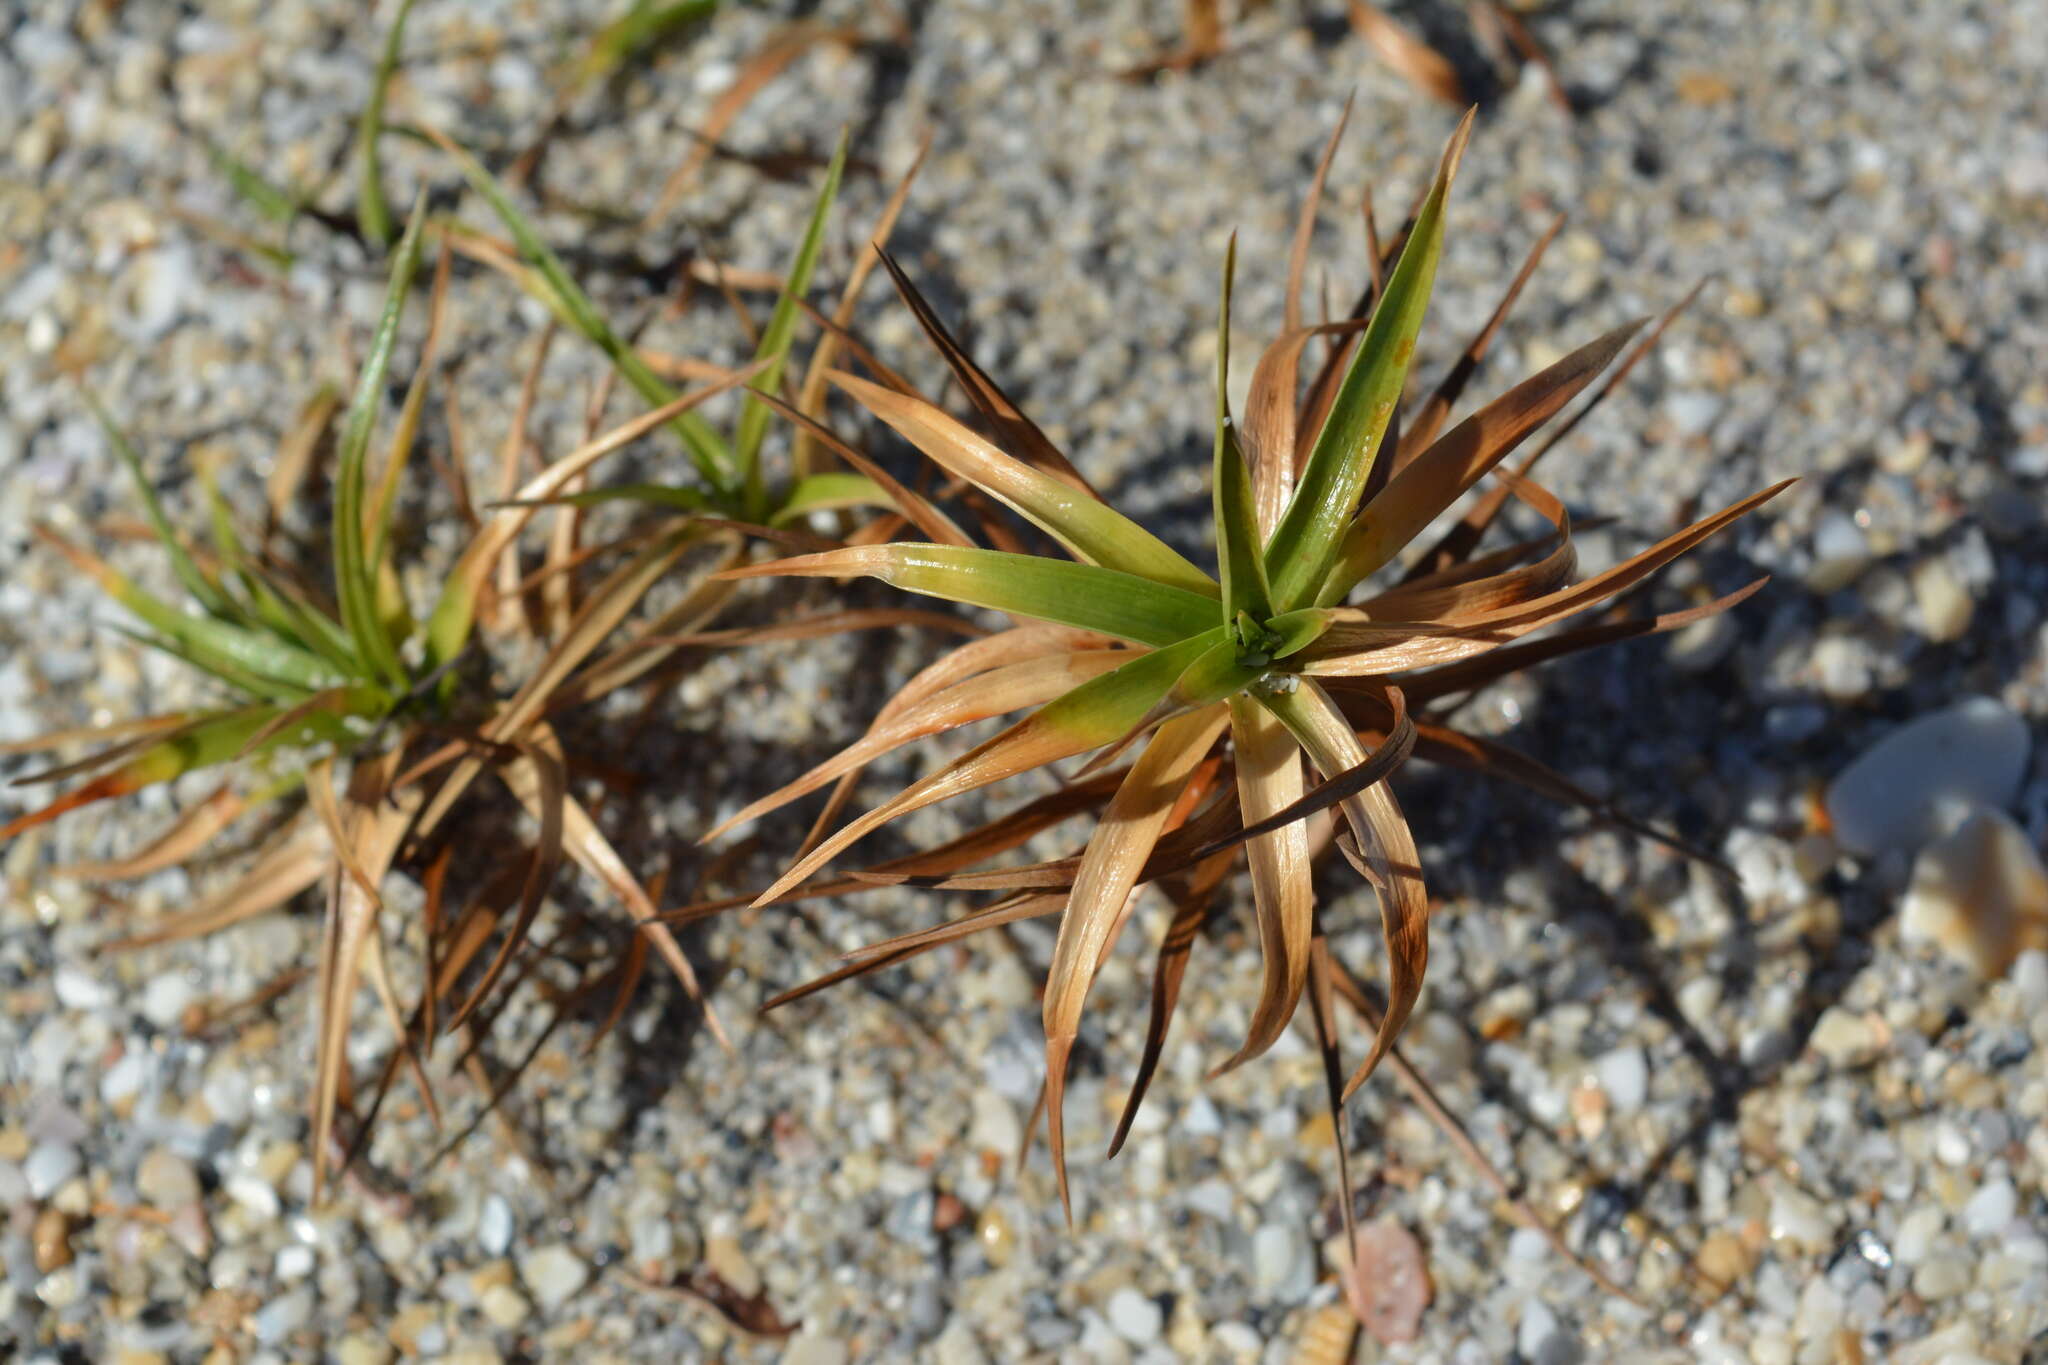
(724, 544, 1219, 647)
(1170, 633, 1267, 710)
(333, 194, 427, 688)
(85, 393, 236, 620)
(434, 132, 737, 493)
(496, 483, 715, 514)
(357, 0, 419, 248)
(1210, 236, 1270, 624)
(768, 471, 887, 526)
(1263, 114, 1469, 611)
(737, 130, 846, 518)
(829, 371, 1216, 596)
(201, 136, 303, 227)
(577, 0, 719, 88)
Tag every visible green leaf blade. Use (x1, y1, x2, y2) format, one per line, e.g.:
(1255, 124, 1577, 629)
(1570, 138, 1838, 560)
(737, 131, 847, 516)
(1264, 114, 1470, 611)
(333, 195, 428, 688)
(722, 544, 1219, 647)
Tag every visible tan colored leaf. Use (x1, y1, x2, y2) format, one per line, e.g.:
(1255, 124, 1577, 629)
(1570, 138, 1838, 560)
(1260, 680, 1426, 1101)
(1213, 695, 1314, 1071)
(1042, 705, 1228, 1216)
(1348, 0, 1467, 105)
(53, 783, 246, 881)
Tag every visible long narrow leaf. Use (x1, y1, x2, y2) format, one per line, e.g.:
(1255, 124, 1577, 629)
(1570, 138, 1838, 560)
(1265, 112, 1471, 610)
(830, 371, 1214, 595)
(735, 131, 846, 514)
(718, 544, 1217, 647)
(333, 196, 427, 686)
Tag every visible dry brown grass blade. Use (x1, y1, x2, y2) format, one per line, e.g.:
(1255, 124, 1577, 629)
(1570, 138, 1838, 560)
(101, 819, 327, 950)
(1306, 928, 1359, 1266)
(1117, 0, 1227, 78)
(501, 723, 730, 1050)
(310, 754, 419, 1201)
(793, 132, 931, 480)
(5, 714, 212, 789)
(793, 300, 924, 397)
(740, 388, 975, 546)
(494, 324, 559, 634)
(1267, 681, 1427, 1103)
(792, 623, 1111, 855)
(1105, 846, 1231, 1157)
(451, 363, 764, 656)
(447, 741, 568, 1034)
(586, 911, 652, 1055)
(1336, 319, 1644, 591)
(1403, 576, 1770, 705)
(1213, 696, 1314, 1072)
(1244, 319, 1369, 536)
(1348, 0, 1467, 105)
(876, 249, 1095, 494)
(0, 711, 199, 758)
(1392, 481, 1791, 643)
(634, 607, 984, 653)
(1042, 706, 1229, 1218)
(1286, 98, 1353, 336)
(267, 385, 341, 531)
(1410, 281, 1707, 580)
(642, 23, 860, 228)
(1325, 956, 1642, 1303)
(1469, 1, 1572, 114)
(705, 648, 1131, 843)
(52, 784, 246, 881)
(1396, 213, 1563, 464)
(547, 535, 746, 711)
(764, 893, 1066, 1010)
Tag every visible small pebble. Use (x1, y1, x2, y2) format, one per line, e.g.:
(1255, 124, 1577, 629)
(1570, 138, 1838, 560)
(1594, 1046, 1649, 1114)
(1348, 1217, 1432, 1345)
(23, 1142, 80, 1199)
(477, 1195, 514, 1257)
(1962, 1179, 2017, 1237)
(479, 1283, 531, 1329)
(1825, 697, 2030, 854)
(1900, 809, 2048, 977)
(253, 1286, 314, 1344)
(518, 1244, 589, 1312)
(1106, 1287, 1162, 1345)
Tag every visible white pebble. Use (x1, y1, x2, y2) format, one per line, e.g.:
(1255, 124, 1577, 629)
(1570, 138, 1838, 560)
(781, 1332, 849, 1365)
(52, 965, 113, 1011)
(1768, 1186, 1834, 1252)
(224, 1174, 281, 1222)
(477, 1194, 514, 1257)
(1900, 809, 2048, 977)
(136, 1148, 201, 1208)
(99, 1051, 147, 1105)
(23, 1142, 80, 1199)
(1594, 1046, 1649, 1114)
(252, 1286, 313, 1343)
(1894, 1205, 1945, 1265)
(1251, 1223, 1311, 1301)
(1806, 512, 1871, 592)
(1962, 1179, 2017, 1238)
(1825, 697, 2029, 854)
(1106, 1287, 1162, 1345)
(518, 1243, 589, 1311)
(968, 1091, 1021, 1154)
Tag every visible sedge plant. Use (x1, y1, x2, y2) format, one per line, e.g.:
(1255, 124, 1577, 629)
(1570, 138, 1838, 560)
(0, 200, 789, 1196)
(705, 112, 1789, 1213)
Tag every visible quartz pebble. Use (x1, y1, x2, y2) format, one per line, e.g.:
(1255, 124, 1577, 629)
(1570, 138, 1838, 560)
(1825, 697, 2030, 854)
(22, 1142, 79, 1199)
(1962, 1179, 2017, 1237)
(1900, 809, 2048, 977)
(477, 1195, 514, 1257)
(1594, 1046, 1649, 1114)
(517, 1244, 588, 1312)
(1106, 1287, 1162, 1345)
